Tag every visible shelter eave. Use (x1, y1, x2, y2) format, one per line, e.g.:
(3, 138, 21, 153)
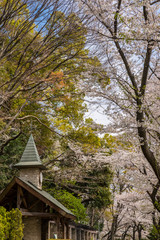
(14, 162, 46, 170)
(0, 177, 16, 203)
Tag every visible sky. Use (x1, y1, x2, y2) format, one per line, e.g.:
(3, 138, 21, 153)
(84, 98, 111, 126)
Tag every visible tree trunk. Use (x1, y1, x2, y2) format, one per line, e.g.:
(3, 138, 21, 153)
(110, 215, 118, 240)
(137, 224, 143, 240)
(132, 225, 136, 240)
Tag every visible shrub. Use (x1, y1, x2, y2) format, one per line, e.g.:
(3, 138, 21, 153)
(0, 207, 23, 240)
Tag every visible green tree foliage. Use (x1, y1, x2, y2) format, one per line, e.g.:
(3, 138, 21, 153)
(0, 0, 109, 189)
(45, 187, 88, 223)
(0, 134, 27, 190)
(43, 133, 113, 225)
(0, 207, 23, 240)
(147, 225, 160, 240)
(68, 118, 125, 154)
(79, 166, 112, 209)
(0, 0, 109, 156)
(0, 0, 113, 227)
(0, 0, 109, 153)
(44, 160, 112, 224)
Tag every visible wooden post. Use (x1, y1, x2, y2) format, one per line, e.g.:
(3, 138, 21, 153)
(17, 186, 21, 209)
(57, 216, 60, 238)
(48, 221, 51, 239)
(79, 229, 82, 240)
(75, 227, 77, 240)
(88, 232, 91, 240)
(87, 231, 90, 240)
(65, 223, 70, 239)
(63, 223, 66, 239)
(68, 226, 71, 239)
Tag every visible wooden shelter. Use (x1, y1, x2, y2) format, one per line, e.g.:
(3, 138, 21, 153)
(0, 135, 98, 240)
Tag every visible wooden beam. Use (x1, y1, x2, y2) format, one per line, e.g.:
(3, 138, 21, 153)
(20, 208, 29, 212)
(21, 211, 57, 218)
(19, 187, 28, 208)
(28, 199, 40, 210)
(17, 186, 21, 209)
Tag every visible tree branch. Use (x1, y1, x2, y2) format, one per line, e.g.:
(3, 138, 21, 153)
(0, 131, 22, 155)
(114, 0, 122, 36)
(140, 41, 153, 97)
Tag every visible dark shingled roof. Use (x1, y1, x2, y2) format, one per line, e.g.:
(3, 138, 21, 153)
(14, 134, 46, 169)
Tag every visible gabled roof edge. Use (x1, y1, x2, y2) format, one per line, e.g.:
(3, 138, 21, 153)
(0, 177, 16, 203)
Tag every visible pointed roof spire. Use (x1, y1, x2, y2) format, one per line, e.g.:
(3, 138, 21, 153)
(14, 134, 46, 169)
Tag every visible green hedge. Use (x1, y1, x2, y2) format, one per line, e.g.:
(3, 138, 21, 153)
(0, 207, 23, 240)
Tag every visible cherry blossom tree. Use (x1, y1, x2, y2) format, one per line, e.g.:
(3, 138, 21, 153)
(51, 136, 158, 239)
(99, 147, 158, 240)
(72, 0, 160, 214)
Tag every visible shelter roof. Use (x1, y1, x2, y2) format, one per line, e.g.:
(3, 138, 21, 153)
(0, 177, 75, 219)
